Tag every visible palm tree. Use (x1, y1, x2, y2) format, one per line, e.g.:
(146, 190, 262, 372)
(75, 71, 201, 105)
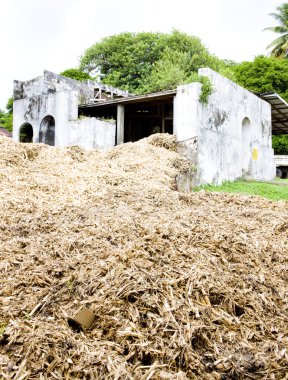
(265, 3, 288, 58)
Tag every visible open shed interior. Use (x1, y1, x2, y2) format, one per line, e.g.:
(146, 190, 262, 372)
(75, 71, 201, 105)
(78, 93, 175, 143)
(123, 101, 173, 142)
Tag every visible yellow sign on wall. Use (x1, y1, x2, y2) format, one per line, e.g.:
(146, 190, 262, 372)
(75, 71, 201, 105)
(252, 148, 258, 161)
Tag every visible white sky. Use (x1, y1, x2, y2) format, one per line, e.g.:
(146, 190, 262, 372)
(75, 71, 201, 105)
(0, 0, 284, 109)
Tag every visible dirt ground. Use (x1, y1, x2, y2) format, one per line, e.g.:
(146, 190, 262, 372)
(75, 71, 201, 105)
(0, 134, 287, 379)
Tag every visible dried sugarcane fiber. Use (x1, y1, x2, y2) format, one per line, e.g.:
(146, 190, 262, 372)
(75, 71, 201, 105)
(0, 134, 287, 379)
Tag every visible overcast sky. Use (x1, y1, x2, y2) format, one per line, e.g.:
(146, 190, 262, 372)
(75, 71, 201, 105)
(0, 0, 284, 109)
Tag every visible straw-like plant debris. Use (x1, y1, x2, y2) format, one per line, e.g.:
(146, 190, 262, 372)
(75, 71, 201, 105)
(0, 134, 287, 379)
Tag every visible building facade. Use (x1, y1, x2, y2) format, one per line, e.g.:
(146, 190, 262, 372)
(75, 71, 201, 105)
(13, 68, 275, 185)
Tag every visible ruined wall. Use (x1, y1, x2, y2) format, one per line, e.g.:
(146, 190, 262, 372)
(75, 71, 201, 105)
(69, 117, 116, 150)
(13, 91, 56, 143)
(14, 71, 94, 103)
(13, 71, 90, 146)
(43, 71, 94, 104)
(173, 83, 202, 189)
(13, 72, 115, 150)
(174, 69, 275, 187)
(197, 68, 274, 184)
(13, 90, 78, 146)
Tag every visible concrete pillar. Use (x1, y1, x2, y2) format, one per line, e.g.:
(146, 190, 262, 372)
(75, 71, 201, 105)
(174, 83, 201, 142)
(117, 104, 124, 145)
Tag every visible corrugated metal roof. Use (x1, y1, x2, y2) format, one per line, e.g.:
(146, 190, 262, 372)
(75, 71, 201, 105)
(79, 89, 177, 109)
(256, 92, 288, 134)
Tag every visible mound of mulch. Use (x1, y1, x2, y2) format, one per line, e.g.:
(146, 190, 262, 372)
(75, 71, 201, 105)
(0, 134, 287, 379)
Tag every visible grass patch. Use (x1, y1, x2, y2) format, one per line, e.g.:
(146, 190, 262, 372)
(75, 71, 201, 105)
(275, 178, 288, 183)
(194, 180, 288, 201)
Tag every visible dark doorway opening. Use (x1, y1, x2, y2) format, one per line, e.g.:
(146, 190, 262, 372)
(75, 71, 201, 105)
(39, 115, 55, 146)
(124, 101, 173, 142)
(19, 123, 33, 143)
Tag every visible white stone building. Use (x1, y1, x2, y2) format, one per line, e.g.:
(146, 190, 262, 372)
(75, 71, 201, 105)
(13, 68, 277, 186)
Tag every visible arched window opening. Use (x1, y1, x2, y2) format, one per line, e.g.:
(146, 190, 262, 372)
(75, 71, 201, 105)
(241, 117, 251, 175)
(19, 123, 33, 143)
(39, 115, 55, 146)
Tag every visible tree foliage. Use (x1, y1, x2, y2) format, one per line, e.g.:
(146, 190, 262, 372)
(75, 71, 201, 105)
(265, 3, 288, 58)
(272, 134, 288, 154)
(79, 30, 223, 94)
(233, 56, 288, 102)
(60, 68, 92, 81)
(0, 97, 13, 132)
(217, 59, 238, 82)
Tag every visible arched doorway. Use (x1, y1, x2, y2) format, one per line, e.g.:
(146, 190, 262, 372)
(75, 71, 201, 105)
(241, 117, 251, 175)
(19, 123, 33, 143)
(39, 115, 55, 146)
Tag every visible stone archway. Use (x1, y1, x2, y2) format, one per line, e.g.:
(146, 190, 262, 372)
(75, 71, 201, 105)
(19, 123, 33, 143)
(39, 115, 55, 146)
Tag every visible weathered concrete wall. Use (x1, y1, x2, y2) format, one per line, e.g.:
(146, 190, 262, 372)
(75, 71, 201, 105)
(13, 72, 115, 150)
(174, 83, 201, 189)
(14, 76, 44, 100)
(174, 68, 275, 187)
(174, 82, 202, 142)
(54, 91, 78, 147)
(43, 71, 94, 104)
(198, 68, 274, 184)
(14, 71, 94, 103)
(13, 90, 115, 150)
(69, 117, 116, 150)
(13, 92, 57, 143)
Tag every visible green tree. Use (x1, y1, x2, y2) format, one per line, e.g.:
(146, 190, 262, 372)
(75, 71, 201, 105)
(272, 134, 288, 154)
(233, 56, 288, 101)
(140, 50, 213, 103)
(0, 97, 13, 132)
(60, 68, 92, 81)
(80, 31, 167, 93)
(265, 3, 288, 58)
(142, 49, 188, 93)
(217, 59, 238, 82)
(79, 30, 223, 94)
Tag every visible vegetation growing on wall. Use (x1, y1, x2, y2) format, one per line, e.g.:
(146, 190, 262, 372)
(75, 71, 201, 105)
(190, 74, 213, 104)
(60, 68, 92, 81)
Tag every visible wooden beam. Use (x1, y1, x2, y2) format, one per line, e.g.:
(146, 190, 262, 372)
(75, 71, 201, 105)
(161, 104, 165, 133)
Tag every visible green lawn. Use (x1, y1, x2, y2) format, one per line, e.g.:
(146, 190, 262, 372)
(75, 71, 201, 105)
(194, 180, 288, 201)
(275, 178, 288, 183)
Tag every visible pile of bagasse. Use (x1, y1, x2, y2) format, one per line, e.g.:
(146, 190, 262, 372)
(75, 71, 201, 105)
(0, 134, 287, 380)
